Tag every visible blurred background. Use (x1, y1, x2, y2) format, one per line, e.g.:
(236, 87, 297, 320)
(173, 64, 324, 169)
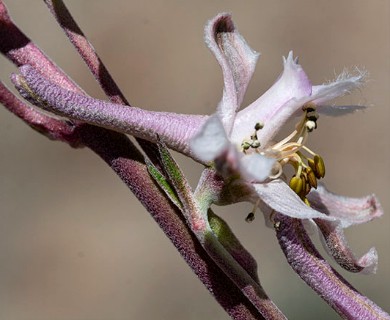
(0, 1, 389, 319)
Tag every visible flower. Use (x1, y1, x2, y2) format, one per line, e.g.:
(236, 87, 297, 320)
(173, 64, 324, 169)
(12, 13, 382, 274)
(189, 14, 382, 274)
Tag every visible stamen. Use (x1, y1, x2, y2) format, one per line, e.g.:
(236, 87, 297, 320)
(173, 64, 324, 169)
(301, 145, 317, 157)
(269, 210, 281, 230)
(268, 161, 283, 179)
(266, 103, 324, 202)
(246, 199, 260, 223)
(245, 212, 255, 223)
(254, 122, 264, 131)
(239, 102, 326, 206)
(241, 122, 263, 152)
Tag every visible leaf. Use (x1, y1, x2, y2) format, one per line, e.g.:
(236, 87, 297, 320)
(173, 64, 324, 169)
(145, 158, 182, 210)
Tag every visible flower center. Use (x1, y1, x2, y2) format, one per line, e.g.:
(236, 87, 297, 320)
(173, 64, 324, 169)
(241, 102, 326, 204)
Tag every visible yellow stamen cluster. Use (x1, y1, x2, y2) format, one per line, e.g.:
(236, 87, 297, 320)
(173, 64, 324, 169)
(269, 102, 326, 203)
(243, 103, 326, 205)
(242, 103, 326, 221)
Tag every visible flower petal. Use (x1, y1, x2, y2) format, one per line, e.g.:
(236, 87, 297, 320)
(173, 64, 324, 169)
(314, 219, 378, 274)
(239, 153, 275, 183)
(316, 104, 366, 116)
(307, 184, 383, 228)
(190, 115, 230, 163)
(231, 51, 312, 146)
(253, 180, 337, 221)
(205, 13, 259, 133)
(311, 69, 366, 107)
(13, 65, 207, 159)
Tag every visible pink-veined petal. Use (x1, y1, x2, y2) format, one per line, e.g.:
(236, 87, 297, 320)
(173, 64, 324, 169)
(307, 184, 383, 228)
(231, 51, 312, 146)
(253, 180, 337, 221)
(205, 13, 259, 133)
(190, 115, 230, 163)
(314, 219, 378, 274)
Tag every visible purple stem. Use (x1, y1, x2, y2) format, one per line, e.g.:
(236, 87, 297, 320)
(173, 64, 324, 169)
(76, 124, 268, 320)
(0, 2, 80, 92)
(274, 213, 390, 320)
(43, 0, 127, 105)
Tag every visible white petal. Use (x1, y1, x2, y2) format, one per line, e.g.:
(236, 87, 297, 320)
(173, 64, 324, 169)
(317, 104, 366, 116)
(311, 69, 366, 106)
(307, 184, 383, 228)
(253, 180, 337, 221)
(315, 219, 379, 274)
(204, 13, 259, 133)
(190, 116, 230, 162)
(239, 153, 275, 182)
(232, 51, 312, 146)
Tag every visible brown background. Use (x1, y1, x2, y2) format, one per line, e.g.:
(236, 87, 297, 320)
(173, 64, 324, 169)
(0, 1, 389, 319)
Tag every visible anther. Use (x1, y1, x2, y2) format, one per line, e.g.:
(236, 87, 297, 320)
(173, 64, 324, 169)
(245, 212, 255, 223)
(308, 158, 316, 172)
(241, 141, 251, 151)
(254, 122, 264, 131)
(302, 102, 316, 112)
(305, 120, 317, 132)
(304, 180, 311, 195)
(289, 175, 303, 194)
(306, 167, 318, 189)
(306, 110, 319, 121)
(314, 155, 326, 178)
(251, 140, 261, 148)
(246, 199, 260, 222)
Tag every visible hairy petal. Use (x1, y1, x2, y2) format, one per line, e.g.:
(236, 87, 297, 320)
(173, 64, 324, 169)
(13, 65, 207, 159)
(314, 219, 378, 274)
(205, 13, 259, 133)
(307, 184, 383, 228)
(232, 51, 312, 146)
(312, 69, 366, 107)
(307, 185, 382, 274)
(275, 214, 390, 319)
(317, 104, 367, 116)
(253, 180, 337, 221)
